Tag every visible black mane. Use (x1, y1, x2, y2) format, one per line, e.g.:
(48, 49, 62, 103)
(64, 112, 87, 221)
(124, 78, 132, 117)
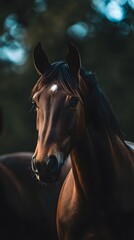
(80, 68, 124, 140)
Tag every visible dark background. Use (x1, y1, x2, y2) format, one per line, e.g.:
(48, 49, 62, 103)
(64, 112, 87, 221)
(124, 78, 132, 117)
(0, 0, 134, 154)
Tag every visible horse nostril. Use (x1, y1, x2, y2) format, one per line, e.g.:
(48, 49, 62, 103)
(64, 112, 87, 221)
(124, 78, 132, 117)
(46, 155, 58, 172)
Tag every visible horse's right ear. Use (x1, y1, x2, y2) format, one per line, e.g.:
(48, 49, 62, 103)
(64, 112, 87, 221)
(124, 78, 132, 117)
(33, 42, 50, 75)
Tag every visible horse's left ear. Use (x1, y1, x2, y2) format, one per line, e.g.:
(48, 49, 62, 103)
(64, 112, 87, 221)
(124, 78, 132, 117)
(66, 43, 81, 77)
(33, 42, 50, 75)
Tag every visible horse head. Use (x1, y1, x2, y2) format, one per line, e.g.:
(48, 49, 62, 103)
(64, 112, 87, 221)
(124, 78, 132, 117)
(31, 43, 87, 183)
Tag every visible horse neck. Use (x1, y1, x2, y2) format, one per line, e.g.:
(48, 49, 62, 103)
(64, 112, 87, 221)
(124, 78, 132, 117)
(70, 124, 134, 206)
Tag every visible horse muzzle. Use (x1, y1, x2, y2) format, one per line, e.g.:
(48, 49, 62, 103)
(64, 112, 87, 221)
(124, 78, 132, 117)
(31, 155, 61, 183)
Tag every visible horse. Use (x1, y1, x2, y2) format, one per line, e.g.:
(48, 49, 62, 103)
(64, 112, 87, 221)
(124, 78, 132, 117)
(31, 42, 134, 240)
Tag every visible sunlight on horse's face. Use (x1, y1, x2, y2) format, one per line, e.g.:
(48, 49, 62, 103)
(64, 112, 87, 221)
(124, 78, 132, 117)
(32, 82, 84, 183)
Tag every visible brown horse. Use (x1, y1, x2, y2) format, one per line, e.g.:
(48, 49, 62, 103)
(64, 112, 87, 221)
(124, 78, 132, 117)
(32, 43, 134, 240)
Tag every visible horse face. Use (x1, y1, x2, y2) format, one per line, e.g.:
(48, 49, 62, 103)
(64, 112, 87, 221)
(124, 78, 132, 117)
(32, 81, 85, 183)
(31, 42, 86, 183)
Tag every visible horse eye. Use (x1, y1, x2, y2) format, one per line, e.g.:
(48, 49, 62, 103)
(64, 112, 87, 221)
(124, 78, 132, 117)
(32, 100, 39, 110)
(69, 97, 79, 110)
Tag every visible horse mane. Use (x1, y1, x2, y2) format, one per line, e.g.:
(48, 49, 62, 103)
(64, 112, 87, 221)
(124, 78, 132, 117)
(81, 69, 124, 140)
(80, 68, 124, 140)
(32, 61, 125, 142)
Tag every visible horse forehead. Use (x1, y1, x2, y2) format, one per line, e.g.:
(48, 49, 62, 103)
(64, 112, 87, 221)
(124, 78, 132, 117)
(33, 83, 59, 99)
(42, 82, 65, 96)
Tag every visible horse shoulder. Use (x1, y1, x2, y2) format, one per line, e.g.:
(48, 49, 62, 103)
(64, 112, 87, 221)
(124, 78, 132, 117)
(57, 169, 89, 239)
(57, 169, 74, 217)
(57, 170, 74, 230)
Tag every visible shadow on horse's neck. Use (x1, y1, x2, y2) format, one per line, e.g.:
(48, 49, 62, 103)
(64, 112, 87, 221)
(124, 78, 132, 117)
(70, 123, 134, 209)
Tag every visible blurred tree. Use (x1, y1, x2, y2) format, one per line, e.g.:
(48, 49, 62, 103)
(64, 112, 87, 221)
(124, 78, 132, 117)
(0, 0, 134, 154)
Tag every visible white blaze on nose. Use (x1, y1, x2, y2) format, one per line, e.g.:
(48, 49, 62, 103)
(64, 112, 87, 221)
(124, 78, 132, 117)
(50, 84, 58, 92)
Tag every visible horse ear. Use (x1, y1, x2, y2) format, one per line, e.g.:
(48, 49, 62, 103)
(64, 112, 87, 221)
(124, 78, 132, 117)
(33, 42, 50, 75)
(66, 43, 81, 77)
